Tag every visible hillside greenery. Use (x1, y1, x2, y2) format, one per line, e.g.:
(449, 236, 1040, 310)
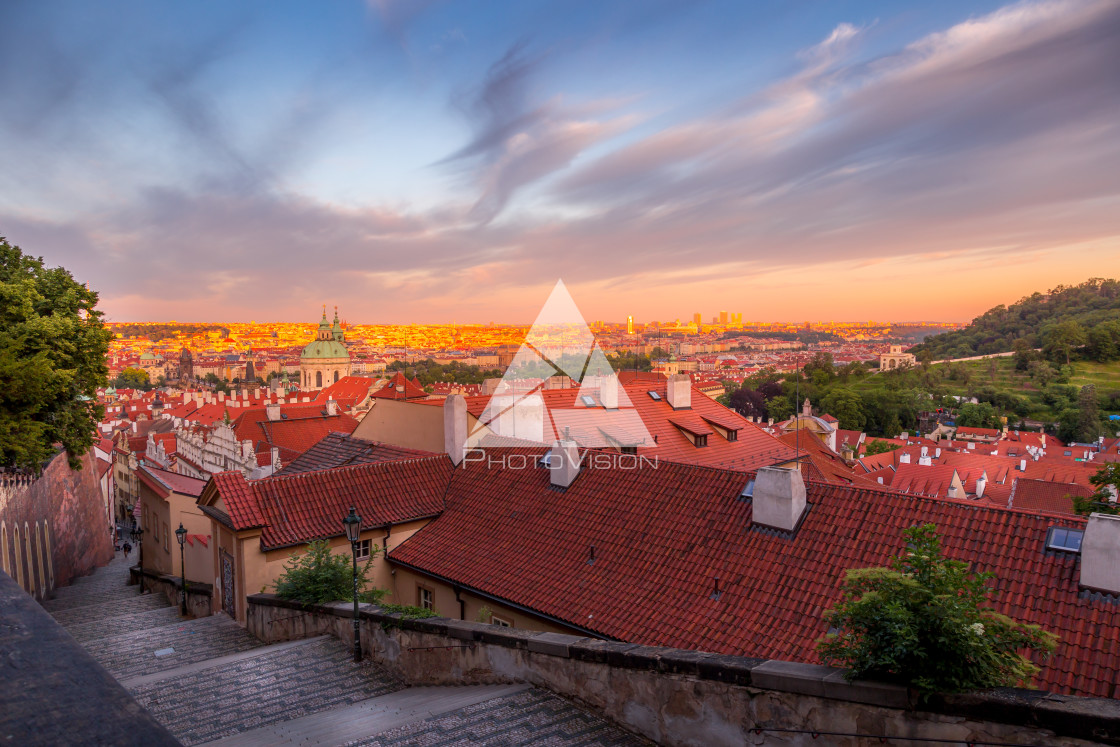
(911, 278, 1120, 361)
(386, 358, 502, 386)
(722, 352, 1119, 442)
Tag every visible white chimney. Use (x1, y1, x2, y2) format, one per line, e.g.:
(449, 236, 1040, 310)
(600, 376, 619, 410)
(899, 453, 911, 464)
(218, 391, 226, 402)
(753, 466, 807, 532)
(967, 443, 975, 450)
(1081, 514, 1120, 595)
(921, 446, 928, 458)
(549, 438, 581, 488)
(935, 448, 941, 458)
(947, 486, 959, 499)
(1020, 459, 1027, 471)
(976, 476, 987, 498)
(1041, 433, 1047, 448)
(666, 374, 691, 410)
(918, 456, 932, 466)
(270, 446, 280, 470)
(444, 394, 468, 466)
(326, 398, 338, 416)
(266, 402, 282, 422)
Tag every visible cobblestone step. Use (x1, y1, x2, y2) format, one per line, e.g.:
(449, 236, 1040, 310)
(131, 636, 407, 746)
(204, 684, 531, 746)
(49, 592, 171, 627)
(349, 687, 651, 747)
(64, 606, 184, 644)
(83, 613, 263, 681)
(42, 583, 141, 610)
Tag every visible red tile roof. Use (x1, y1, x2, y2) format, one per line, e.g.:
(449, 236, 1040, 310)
(276, 432, 437, 475)
(208, 457, 451, 549)
(1008, 478, 1092, 516)
(889, 463, 961, 498)
(390, 451, 1118, 698)
(371, 372, 428, 401)
(232, 405, 360, 458)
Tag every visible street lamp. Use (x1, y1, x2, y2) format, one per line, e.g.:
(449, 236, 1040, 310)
(175, 523, 188, 615)
(342, 507, 362, 662)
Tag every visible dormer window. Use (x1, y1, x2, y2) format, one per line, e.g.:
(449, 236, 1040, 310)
(1046, 526, 1084, 553)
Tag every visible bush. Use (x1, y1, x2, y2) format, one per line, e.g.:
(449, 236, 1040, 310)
(274, 539, 380, 605)
(817, 525, 1056, 696)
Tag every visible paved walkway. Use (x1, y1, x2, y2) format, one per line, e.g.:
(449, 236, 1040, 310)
(43, 552, 648, 746)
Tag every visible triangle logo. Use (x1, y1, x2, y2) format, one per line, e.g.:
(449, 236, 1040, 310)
(471, 280, 655, 450)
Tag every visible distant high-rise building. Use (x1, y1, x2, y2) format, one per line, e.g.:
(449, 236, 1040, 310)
(626, 315, 634, 335)
(693, 312, 702, 326)
(719, 311, 728, 325)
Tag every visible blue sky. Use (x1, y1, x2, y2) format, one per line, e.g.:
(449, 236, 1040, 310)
(1, 0, 1118, 323)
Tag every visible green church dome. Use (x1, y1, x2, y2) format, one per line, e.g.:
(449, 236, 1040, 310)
(301, 306, 350, 360)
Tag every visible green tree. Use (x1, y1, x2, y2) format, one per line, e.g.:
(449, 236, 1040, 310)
(0, 238, 111, 470)
(274, 539, 382, 605)
(1086, 321, 1120, 362)
(955, 402, 999, 429)
(864, 439, 902, 456)
(1076, 384, 1101, 442)
(1073, 464, 1120, 516)
(821, 387, 865, 431)
(1043, 320, 1087, 365)
(818, 525, 1057, 696)
(765, 395, 793, 423)
(113, 367, 150, 390)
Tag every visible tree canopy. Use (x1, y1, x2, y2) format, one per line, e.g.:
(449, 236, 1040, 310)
(0, 238, 111, 470)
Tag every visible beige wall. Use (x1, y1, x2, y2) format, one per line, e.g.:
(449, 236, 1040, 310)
(353, 399, 446, 452)
(389, 565, 575, 634)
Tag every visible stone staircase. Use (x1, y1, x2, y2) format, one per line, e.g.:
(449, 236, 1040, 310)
(44, 553, 647, 746)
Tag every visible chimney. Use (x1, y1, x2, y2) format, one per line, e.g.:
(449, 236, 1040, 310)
(1081, 514, 1120, 595)
(947, 486, 959, 499)
(218, 392, 226, 402)
(600, 376, 619, 410)
(918, 456, 932, 466)
(921, 446, 928, 458)
(899, 453, 911, 464)
(935, 448, 941, 458)
(975, 476, 987, 498)
(266, 402, 282, 422)
(271, 446, 280, 470)
(326, 398, 338, 416)
(444, 394, 468, 466)
(241, 440, 253, 459)
(967, 442, 975, 450)
(752, 466, 807, 532)
(802, 398, 812, 417)
(549, 437, 581, 489)
(767, 418, 774, 427)
(666, 374, 691, 410)
(1020, 459, 1027, 471)
(1041, 433, 1047, 448)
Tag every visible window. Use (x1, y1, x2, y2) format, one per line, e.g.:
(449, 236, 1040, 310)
(163, 522, 170, 552)
(355, 539, 372, 561)
(740, 479, 755, 499)
(695, 434, 708, 447)
(621, 446, 637, 455)
(1046, 526, 1084, 553)
(492, 615, 513, 628)
(580, 395, 596, 407)
(648, 391, 662, 401)
(418, 586, 434, 611)
(1064, 450, 1073, 457)
(725, 429, 738, 442)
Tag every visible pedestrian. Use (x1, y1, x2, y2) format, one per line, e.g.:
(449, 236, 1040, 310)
(123, 542, 131, 559)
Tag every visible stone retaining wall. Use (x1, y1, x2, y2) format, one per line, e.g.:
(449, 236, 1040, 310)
(131, 566, 212, 618)
(247, 593, 1120, 746)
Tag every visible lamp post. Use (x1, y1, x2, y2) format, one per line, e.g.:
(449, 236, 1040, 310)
(175, 523, 188, 616)
(342, 507, 362, 662)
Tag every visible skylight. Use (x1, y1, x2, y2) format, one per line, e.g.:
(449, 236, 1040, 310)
(1046, 526, 1084, 553)
(580, 395, 597, 407)
(740, 479, 755, 499)
(648, 391, 661, 401)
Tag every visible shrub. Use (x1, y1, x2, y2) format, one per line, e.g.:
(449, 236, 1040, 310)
(274, 539, 380, 605)
(817, 525, 1057, 696)
(378, 602, 439, 619)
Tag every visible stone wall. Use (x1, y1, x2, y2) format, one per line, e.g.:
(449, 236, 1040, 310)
(130, 566, 212, 618)
(247, 594, 1120, 746)
(0, 451, 113, 598)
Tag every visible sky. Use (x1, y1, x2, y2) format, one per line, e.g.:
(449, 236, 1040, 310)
(1, 0, 1118, 324)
